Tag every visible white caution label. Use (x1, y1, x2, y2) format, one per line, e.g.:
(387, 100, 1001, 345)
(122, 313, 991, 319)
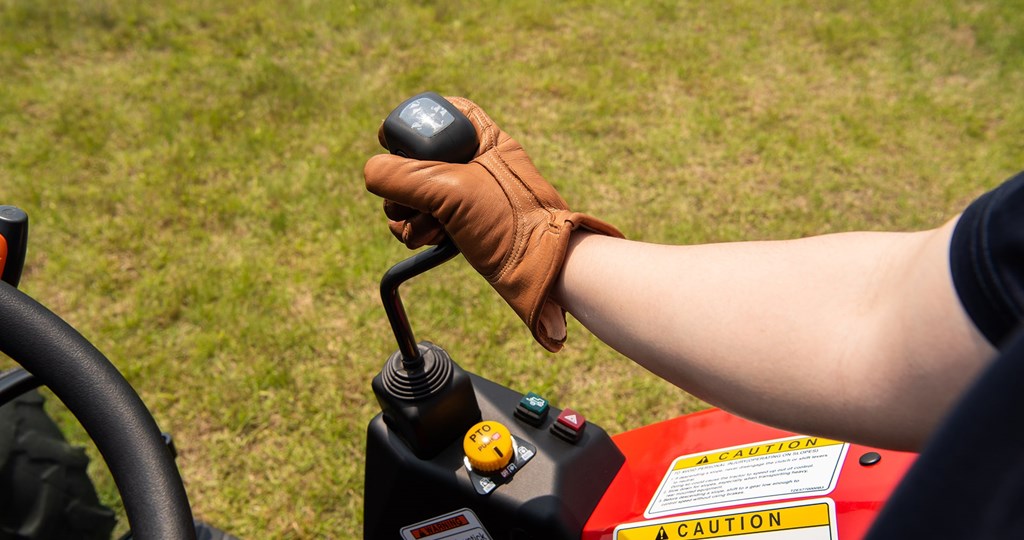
(400, 508, 492, 540)
(646, 436, 848, 518)
(617, 498, 837, 540)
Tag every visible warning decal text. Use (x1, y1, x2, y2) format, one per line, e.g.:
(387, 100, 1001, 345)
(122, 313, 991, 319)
(646, 436, 848, 517)
(617, 499, 836, 540)
(401, 508, 491, 540)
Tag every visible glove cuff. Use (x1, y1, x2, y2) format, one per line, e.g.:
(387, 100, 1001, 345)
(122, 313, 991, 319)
(503, 212, 624, 352)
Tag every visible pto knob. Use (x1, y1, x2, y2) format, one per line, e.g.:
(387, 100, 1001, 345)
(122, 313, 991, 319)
(463, 421, 513, 473)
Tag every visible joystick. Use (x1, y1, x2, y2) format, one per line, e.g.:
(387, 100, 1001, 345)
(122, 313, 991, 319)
(370, 93, 482, 459)
(364, 94, 625, 540)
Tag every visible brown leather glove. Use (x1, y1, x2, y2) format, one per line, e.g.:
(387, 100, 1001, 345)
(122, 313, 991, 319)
(364, 97, 623, 352)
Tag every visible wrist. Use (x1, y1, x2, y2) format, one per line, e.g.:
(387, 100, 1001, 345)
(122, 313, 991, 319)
(551, 230, 599, 307)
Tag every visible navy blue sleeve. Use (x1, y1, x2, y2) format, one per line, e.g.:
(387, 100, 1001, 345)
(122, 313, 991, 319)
(866, 328, 1024, 540)
(864, 172, 1024, 539)
(949, 171, 1024, 349)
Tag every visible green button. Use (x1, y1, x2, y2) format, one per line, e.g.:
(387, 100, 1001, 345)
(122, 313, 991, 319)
(520, 392, 549, 415)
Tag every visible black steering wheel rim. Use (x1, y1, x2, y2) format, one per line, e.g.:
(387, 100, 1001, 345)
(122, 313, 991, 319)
(0, 280, 195, 539)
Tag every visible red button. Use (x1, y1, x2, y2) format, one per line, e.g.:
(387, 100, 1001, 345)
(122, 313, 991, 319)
(556, 408, 585, 432)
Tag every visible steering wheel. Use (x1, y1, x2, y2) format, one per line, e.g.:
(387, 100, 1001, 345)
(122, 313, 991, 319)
(0, 280, 196, 539)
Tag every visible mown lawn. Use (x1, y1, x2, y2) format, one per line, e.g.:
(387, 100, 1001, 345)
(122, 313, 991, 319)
(1, 1, 1022, 537)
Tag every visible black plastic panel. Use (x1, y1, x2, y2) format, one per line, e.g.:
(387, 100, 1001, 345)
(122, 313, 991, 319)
(364, 373, 625, 539)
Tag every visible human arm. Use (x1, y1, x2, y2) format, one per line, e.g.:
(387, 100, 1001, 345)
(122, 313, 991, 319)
(552, 221, 996, 451)
(365, 97, 1002, 452)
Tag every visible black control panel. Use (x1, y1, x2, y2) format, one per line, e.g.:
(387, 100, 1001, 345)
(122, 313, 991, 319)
(364, 373, 625, 539)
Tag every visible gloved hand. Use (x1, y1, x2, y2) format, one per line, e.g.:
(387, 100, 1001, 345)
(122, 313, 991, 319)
(364, 97, 623, 352)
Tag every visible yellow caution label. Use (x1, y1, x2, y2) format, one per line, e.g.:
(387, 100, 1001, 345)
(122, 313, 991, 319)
(617, 500, 834, 540)
(673, 436, 844, 470)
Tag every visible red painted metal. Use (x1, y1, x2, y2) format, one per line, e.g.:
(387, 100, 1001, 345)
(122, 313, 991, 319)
(583, 408, 916, 539)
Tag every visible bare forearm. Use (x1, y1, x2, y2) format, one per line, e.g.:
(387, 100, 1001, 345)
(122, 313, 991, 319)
(553, 221, 994, 450)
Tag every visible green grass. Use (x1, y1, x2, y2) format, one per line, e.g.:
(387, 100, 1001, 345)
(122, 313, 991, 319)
(1, 0, 1022, 537)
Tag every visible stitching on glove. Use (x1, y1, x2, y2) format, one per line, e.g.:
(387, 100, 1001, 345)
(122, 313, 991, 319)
(479, 150, 525, 283)
(453, 97, 498, 151)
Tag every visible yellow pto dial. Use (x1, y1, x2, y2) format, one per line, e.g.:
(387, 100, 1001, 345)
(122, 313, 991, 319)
(463, 421, 514, 473)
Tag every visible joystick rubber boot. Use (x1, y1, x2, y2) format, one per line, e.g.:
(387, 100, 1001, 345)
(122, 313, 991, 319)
(371, 342, 481, 460)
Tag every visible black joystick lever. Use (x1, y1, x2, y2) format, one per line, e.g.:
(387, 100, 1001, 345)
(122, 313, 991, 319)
(0, 206, 29, 288)
(378, 92, 476, 366)
(372, 92, 481, 459)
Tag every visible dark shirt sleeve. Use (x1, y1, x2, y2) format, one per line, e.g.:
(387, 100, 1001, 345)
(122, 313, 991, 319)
(949, 170, 1024, 349)
(867, 173, 1024, 539)
(866, 328, 1024, 540)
